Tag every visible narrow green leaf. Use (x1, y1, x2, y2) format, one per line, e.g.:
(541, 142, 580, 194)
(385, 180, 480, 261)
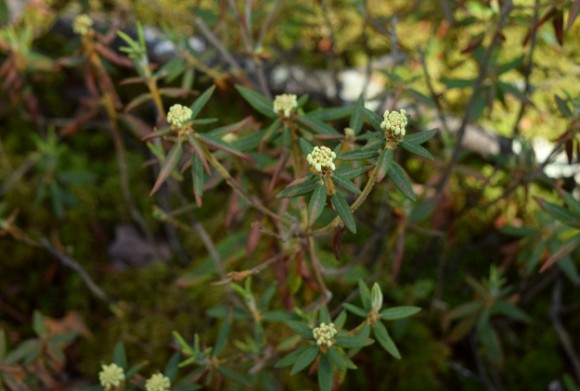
(373, 321, 401, 359)
(491, 301, 531, 323)
(536, 197, 578, 226)
(342, 303, 367, 318)
(113, 342, 127, 370)
(404, 129, 437, 145)
(214, 319, 231, 357)
(555, 95, 573, 118)
(173, 331, 193, 355)
(150, 141, 183, 195)
(262, 311, 296, 322)
(563, 192, 580, 218)
(327, 347, 357, 371)
(297, 115, 340, 135)
(500, 226, 539, 237)
(380, 306, 421, 321)
(334, 165, 372, 180)
(364, 108, 383, 131)
(217, 365, 250, 385)
(339, 148, 380, 161)
(306, 106, 353, 122)
(319, 306, 331, 324)
(192, 153, 205, 206)
(286, 321, 314, 340)
(299, 137, 315, 155)
(400, 140, 434, 160)
(189, 85, 215, 119)
(358, 280, 372, 311)
(441, 78, 476, 89)
(349, 96, 365, 135)
(376, 148, 393, 182)
(332, 175, 361, 195)
(278, 175, 320, 198)
(275, 345, 310, 368)
(335, 324, 372, 349)
(334, 310, 347, 329)
(32, 311, 45, 337)
(309, 183, 328, 225)
(235, 85, 276, 118)
(331, 192, 357, 233)
(318, 354, 334, 391)
(387, 161, 416, 201)
(290, 345, 319, 375)
(197, 133, 247, 159)
(164, 352, 181, 382)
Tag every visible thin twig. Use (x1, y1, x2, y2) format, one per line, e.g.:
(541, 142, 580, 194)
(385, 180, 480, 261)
(194, 17, 243, 74)
(551, 277, 580, 384)
(41, 238, 113, 305)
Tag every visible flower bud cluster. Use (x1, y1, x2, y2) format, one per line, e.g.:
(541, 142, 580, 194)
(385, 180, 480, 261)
(145, 373, 171, 391)
(99, 363, 125, 390)
(167, 104, 192, 129)
(307, 146, 336, 173)
(273, 94, 298, 118)
(73, 14, 93, 36)
(313, 322, 337, 348)
(380, 109, 407, 137)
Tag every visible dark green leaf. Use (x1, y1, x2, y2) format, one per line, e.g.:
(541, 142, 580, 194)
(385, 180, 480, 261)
(335, 324, 371, 348)
(164, 352, 181, 381)
(308, 183, 328, 225)
(373, 321, 401, 359)
(217, 365, 250, 385)
(192, 153, 205, 206)
(278, 175, 320, 198)
(189, 85, 215, 119)
(441, 78, 476, 89)
(404, 129, 437, 145)
(555, 95, 573, 118)
(263, 311, 296, 322)
(286, 320, 314, 340)
(275, 345, 310, 368)
(299, 137, 315, 155)
(358, 280, 372, 311)
(32, 311, 45, 337)
(327, 347, 356, 371)
(331, 192, 357, 233)
(536, 197, 579, 227)
(342, 303, 367, 318)
(319, 306, 331, 324)
(173, 331, 193, 355)
(332, 175, 361, 195)
(491, 301, 531, 323)
(306, 106, 353, 122)
(500, 226, 539, 237)
(380, 306, 421, 321)
(113, 341, 127, 370)
(364, 108, 383, 131)
(334, 165, 372, 180)
(214, 319, 231, 356)
(318, 354, 334, 391)
(388, 161, 416, 201)
(235, 85, 276, 118)
(400, 140, 434, 160)
(339, 148, 380, 161)
(290, 345, 319, 375)
(376, 148, 393, 182)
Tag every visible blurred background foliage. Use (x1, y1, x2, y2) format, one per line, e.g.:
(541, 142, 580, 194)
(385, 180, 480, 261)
(0, 0, 579, 390)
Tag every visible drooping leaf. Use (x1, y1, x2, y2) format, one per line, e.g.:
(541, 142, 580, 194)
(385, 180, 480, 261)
(404, 129, 438, 145)
(387, 161, 416, 201)
(278, 175, 320, 198)
(334, 165, 372, 180)
(339, 148, 380, 161)
(318, 354, 334, 391)
(235, 85, 276, 118)
(290, 345, 319, 375)
(373, 321, 401, 359)
(400, 140, 434, 160)
(308, 183, 328, 225)
(150, 141, 183, 195)
(332, 175, 361, 195)
(331, 192, 356, 233)
(276, 345, 310, 368)
(376, 148, 393, 182)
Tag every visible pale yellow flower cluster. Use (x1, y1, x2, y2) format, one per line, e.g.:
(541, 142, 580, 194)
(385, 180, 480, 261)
(313, 322, 337, 348)
(167, 104, 192, 128)
(145, 373, 172, 391)
(73, 14, 93, 36)
(380, 109, 408, 137)
(273, 94, 298, 118)
(98, 363, 125, 390)
(307, 146, 336, 172)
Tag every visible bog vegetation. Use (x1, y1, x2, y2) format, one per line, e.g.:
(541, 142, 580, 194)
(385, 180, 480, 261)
(0, 0, 579, 390)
